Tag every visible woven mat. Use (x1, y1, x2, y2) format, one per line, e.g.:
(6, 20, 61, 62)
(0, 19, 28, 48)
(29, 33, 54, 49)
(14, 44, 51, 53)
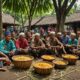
(61, 70, 80, 80)
(0, 71, 18, 80)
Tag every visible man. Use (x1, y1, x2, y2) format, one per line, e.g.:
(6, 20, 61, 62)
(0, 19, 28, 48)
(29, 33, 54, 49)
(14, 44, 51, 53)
(68, 32, 78, 53)
(56, 32, 62, 43)
(0, 31, 16, 57)
(25, 31, 32, 44)
(68, 33, 78, 46)
(31, 33, 45, 57)
(16, 32, 29, 54)
(11, 31, 17, 43)
(46, 31, 66, 55)
(62, 30, 70, 45)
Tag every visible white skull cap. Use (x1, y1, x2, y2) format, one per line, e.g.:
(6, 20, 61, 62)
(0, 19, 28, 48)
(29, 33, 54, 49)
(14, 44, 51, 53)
(57, 32, 62, 35)
(34, 33, 40, 36)
(50, 31, 55, 35)
(19, 32, 25, 37)
(71, 32, 76, 36)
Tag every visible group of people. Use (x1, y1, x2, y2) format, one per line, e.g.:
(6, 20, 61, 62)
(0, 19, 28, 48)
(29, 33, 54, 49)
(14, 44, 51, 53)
(0, 30, 80, 67)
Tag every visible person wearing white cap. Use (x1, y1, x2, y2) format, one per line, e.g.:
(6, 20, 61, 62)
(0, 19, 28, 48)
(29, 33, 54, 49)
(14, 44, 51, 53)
(57, 32, 62, 42)
(46, 31, 66, 55)
(68, 32, 78, 51)
(15, 32, 29, 54)
(30, 33, 45, 57)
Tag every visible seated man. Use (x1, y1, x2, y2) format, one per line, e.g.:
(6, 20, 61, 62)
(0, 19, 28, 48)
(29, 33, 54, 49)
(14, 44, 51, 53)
(68, 33, 78, 47)
(0, 31, 16, 57)
(62, 30, 70, 45)
(16, 32, 29, 54)
(68, 32, 78, 53)
(56, 32, 62, 43)
(31, 33, 45, 57)
(46, 31, 66, 55)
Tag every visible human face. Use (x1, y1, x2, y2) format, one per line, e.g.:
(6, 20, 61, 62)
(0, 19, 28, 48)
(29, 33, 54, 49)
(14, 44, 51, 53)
(19, 35, 25, 40)
(5, 35, 11, 41)
(11, 32, 15, 38)
(26, 32, 31, 37)
(70, 35, 75, 40)
(57, 34, 62, 39)
(63, 31, 67, 36)
(35, 35, 40, 41)
(50, 34, 55, 38)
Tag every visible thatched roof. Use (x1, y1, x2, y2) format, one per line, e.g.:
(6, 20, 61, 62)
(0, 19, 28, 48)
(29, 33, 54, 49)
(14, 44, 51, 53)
(36, 16, 56, 26)
(24, 17, 44, 27)
(24, 15, 57, 27)
(66, 11, 80, 24)
(2, 13, 19, 25)
(24, 11, 80, 27)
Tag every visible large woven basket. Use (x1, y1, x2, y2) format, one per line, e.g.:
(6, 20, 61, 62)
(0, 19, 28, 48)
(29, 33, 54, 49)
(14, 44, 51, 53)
(62, 54, 78, 65)
(33, 61, 53, 75)
(12, 55, 34, 69)
(53, 60, 68, 69)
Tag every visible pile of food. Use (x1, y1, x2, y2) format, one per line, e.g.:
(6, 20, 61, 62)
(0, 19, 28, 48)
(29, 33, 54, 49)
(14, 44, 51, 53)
(13, 55, 32, 61)
(62, 54, 78, 64)
(54, 61, 66, 65)
(34, 62, 53, 69)
(33, 61, 53, 74)
(41, 55, 55, 61)
(53, 60, 68, 69)
(12, 55, 33, 69)
(62, 54, 77, 59)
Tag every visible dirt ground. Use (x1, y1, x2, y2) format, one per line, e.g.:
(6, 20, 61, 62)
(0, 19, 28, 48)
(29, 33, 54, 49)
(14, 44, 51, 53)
(0, 59, 80, 80)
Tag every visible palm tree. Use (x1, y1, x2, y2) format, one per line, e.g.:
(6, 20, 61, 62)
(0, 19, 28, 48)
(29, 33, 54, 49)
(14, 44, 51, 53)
(3, 0, 53, 30)
(25, 0, 53, 30)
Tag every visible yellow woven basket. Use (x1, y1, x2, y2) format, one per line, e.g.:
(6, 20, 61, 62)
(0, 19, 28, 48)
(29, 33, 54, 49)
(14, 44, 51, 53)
(62, 54, 78, 65)
(33, 61, 54, 75)
(12, 55, 34, 69)
(53, 60, 68, 69)
(41, 55, 55, 62)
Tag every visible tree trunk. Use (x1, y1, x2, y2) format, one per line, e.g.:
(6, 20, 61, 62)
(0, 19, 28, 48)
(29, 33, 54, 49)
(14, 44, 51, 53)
(56, 15, 66, 32)
(13, 12, 17, 32)
(28, 17, 32, 31)
(0, 0, 3, 40)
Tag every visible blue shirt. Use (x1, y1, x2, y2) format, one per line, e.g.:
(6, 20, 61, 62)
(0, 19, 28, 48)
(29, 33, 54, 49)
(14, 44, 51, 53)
(61, 35, 70, 44)
(0, 39, 16, 54)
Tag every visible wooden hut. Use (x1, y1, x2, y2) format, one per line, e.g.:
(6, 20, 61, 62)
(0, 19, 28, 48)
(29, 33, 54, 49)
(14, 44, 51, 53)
(66, 11, 80, 33)
(24, 15, 57, 30)
(2, 13, 19, 29)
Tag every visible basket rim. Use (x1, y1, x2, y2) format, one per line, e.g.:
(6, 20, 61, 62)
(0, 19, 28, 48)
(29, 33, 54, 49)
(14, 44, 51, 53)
(53, 60, 68, 66)
(12, 55, 34, 62)
(41, 55, 56, 60)
(33, 61, 54, 69)
(62, 54, 79, 60)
